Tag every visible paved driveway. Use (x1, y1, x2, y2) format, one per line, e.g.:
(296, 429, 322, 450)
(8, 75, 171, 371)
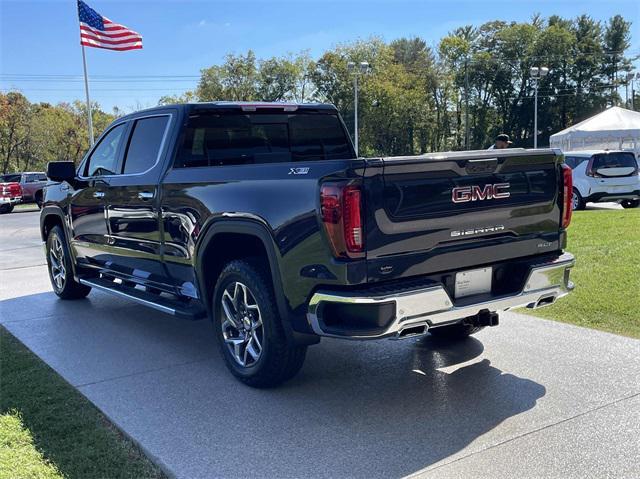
(1, 209, 639, 478)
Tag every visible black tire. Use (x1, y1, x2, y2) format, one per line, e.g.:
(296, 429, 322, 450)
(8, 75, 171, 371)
(429, 321, 483, 341)
(572, 188, 586, 211)
(621, 199, 640, 209)
(35, 191, 43, 209)
(212, 259, 306, 388)
(46, 225, 91, 300)
(0, 204, 14, 214)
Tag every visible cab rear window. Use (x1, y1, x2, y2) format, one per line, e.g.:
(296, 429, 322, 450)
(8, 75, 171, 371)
(175, 112, 355, 168)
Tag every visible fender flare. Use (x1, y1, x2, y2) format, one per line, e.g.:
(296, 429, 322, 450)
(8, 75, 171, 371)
(40, 206, 82, 281)
(194, 218, 306, 342)
(40, 206, 66, 242)
(194, 218, 319, 345)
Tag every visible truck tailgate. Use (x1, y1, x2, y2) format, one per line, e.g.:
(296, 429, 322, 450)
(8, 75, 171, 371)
(363, 149, 564, 282)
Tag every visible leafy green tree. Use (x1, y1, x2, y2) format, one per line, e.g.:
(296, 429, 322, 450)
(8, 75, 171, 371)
(197, 51, 259, 101)
(0, 93, 114, 173)
(603, 15, 632, 105)
(0, 92, 33, 174)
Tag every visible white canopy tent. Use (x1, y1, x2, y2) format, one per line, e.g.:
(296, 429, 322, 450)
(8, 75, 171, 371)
(549, 106, 640, 156)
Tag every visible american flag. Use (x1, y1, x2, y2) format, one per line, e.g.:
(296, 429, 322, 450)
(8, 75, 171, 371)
(77, 0, 142, 51)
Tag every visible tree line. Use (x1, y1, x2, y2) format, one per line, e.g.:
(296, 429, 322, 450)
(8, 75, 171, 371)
(1, 14, 637, 173)
(0, 94, 116, 174)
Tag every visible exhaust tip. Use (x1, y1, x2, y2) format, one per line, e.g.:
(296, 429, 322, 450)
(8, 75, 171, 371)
(395, 324, 428, 339)
(535, 295, 557, 308)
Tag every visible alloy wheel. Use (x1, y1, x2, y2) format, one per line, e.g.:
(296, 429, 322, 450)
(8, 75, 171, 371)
(49, 236, 66, 290)
(221, 281, 264, 367)
(572, 191, 580, 211)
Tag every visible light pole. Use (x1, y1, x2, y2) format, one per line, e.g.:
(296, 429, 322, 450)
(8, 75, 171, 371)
(347, 61, 371, 156)
(627, 72, 640, 110)
(625, 72, 634, 107)
(530, 66, 549, 149)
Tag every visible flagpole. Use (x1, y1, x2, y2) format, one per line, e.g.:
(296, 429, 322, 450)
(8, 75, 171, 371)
(81, 45, 95, 146)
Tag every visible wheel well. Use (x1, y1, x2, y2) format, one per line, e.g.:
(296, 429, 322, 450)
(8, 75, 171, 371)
(200, 233, 271, 302)
(41, 214, 63, 241)
(35, 189, 43, 199)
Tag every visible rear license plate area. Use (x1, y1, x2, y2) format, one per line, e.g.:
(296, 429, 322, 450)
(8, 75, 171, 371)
(455, 267, 492, 298)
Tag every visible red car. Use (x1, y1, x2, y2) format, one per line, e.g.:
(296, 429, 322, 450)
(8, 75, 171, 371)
(0, 181, 22, 214)
(0, 172, 48, 207)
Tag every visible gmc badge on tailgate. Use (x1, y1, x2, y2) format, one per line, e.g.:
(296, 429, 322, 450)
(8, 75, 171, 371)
(452, 183, 510, 203)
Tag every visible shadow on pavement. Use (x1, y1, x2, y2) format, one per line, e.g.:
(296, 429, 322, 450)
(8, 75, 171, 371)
(0, 290, 546, 478)
(270, 335, 547, 477)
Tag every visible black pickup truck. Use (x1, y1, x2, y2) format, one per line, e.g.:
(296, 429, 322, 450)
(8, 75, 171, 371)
(41, 102, 575, 387)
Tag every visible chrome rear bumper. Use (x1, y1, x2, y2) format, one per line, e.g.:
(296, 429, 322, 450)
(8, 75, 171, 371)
(307, 252, 575, 340)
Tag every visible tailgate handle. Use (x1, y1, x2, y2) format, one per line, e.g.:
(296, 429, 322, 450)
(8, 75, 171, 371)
(466, 159, 498, 174)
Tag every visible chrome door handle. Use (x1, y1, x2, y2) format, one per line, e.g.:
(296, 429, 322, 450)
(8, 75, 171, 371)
(93, 191, 105, 199)
(138, 191, 154, 200)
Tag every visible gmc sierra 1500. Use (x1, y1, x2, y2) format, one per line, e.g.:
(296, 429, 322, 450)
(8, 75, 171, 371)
(41, 102, 575, 387)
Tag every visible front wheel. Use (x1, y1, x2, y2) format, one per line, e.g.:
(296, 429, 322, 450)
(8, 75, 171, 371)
(0, 204, 14, 214)
(46, 225, 91, 300)
(621, 199, 640, 209)
(213, 259, 306, 388)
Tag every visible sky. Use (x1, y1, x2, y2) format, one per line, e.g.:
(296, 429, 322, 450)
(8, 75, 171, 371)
(1, 0, 639, 112)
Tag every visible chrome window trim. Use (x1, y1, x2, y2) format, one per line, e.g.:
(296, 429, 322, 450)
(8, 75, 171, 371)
(79, 113, 173, 180)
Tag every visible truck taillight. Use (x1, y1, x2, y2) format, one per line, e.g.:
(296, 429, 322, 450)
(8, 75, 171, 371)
(320, 183, 364, 258)
(561, 164, 573, 229)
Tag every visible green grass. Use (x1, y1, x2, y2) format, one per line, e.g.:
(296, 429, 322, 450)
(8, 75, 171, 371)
(525, 208, 640, 338)
(14, 203, 38, 211)
(0, 327, 165, 479)
(0, 412, 62, 479)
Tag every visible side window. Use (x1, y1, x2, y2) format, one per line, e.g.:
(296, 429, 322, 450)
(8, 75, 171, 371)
(85, 123, 126, 177)
(122, 116, 169, 174)
(574, 157, 587, 169)
(564, 157, 576, 169)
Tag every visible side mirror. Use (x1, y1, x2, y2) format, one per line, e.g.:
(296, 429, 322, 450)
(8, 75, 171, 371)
(47, 161, 76, 183)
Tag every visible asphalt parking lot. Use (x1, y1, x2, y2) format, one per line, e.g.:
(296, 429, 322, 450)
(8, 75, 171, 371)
(1, 207, 639, 478)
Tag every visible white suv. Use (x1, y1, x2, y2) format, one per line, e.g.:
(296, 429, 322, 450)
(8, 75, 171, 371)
(563, 150, 640, 210)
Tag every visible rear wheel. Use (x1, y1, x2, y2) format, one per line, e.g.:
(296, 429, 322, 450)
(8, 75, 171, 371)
(621, 199, 640, 208)
(213, 259, 306, 388)
(0, 204, 14, 214)
(429, 321, 483, 341)
(572, 188, 586, 211)
(46, 225, 91, 300)
(35, 191, 43, 209)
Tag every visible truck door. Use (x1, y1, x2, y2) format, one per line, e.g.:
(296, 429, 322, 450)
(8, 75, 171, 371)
(69, 122, 128, 268)
(103, 113, 174, 290)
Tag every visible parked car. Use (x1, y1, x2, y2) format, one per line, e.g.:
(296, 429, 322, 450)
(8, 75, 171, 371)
(563, 150, 640, 210)
(41, 102, 575, 387)
(0, 181, 22, 214)
(0, 172, 48, 208)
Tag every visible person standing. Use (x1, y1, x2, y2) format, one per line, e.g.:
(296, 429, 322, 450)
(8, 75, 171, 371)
(488, 134, 512, 150)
